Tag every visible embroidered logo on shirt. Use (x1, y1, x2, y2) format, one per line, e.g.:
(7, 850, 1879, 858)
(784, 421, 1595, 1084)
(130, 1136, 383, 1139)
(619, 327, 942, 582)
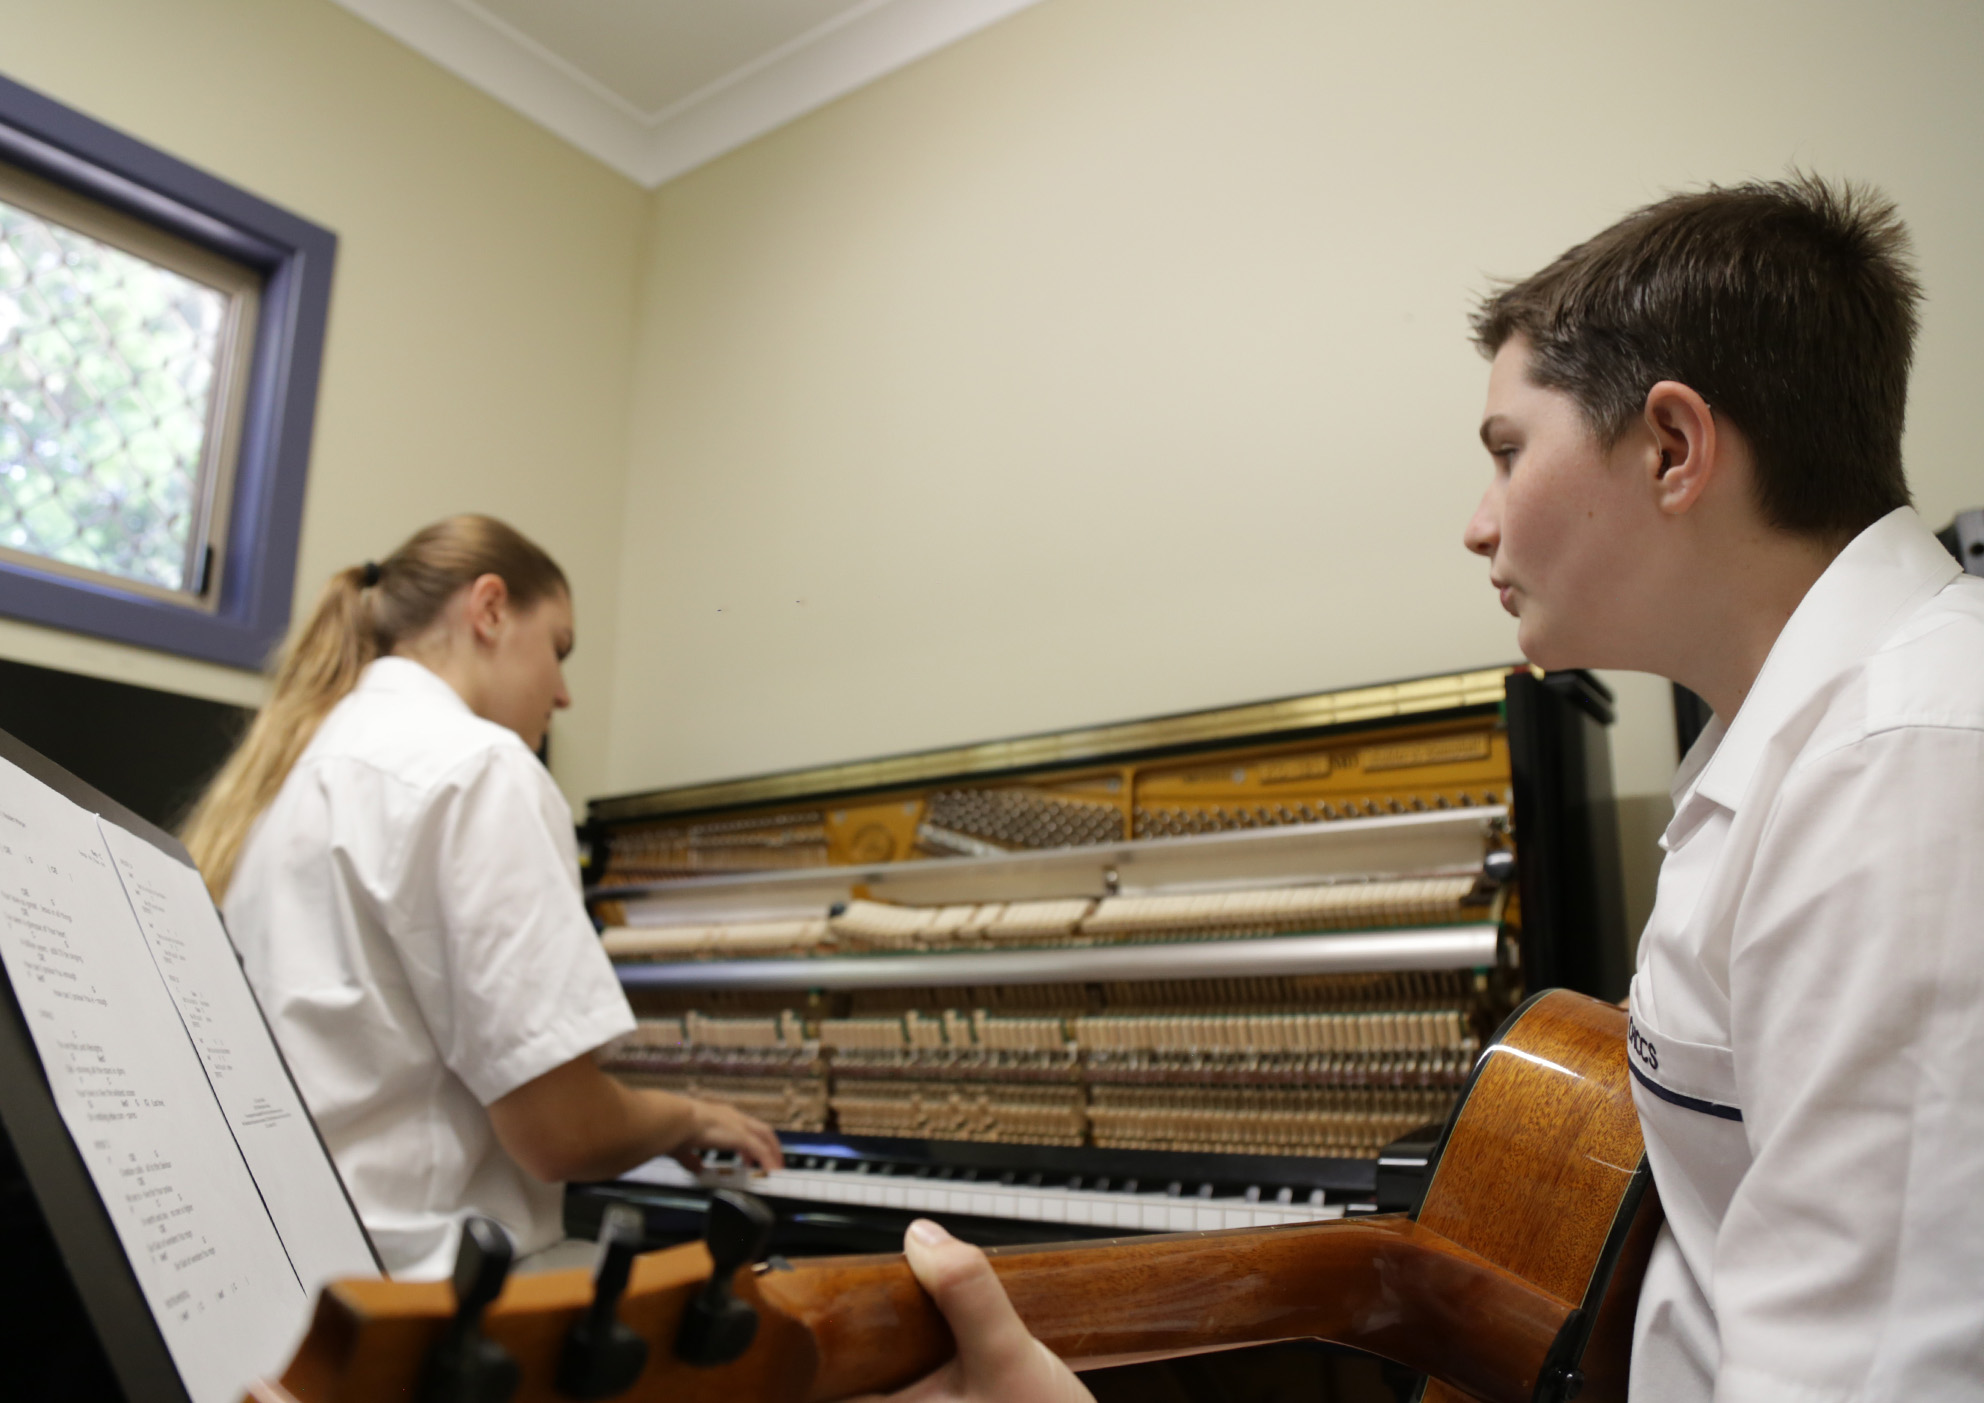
(1626, 1015, 1742, 1121)
(1628, 1017, 1659, 1072)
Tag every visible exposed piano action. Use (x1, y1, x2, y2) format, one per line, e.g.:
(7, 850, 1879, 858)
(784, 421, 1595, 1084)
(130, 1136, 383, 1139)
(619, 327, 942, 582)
(574, 665, 1626, 1251)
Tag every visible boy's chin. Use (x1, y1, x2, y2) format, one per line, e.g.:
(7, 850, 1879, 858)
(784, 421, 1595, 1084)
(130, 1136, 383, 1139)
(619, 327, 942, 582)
(1515, 621, 1583, 675)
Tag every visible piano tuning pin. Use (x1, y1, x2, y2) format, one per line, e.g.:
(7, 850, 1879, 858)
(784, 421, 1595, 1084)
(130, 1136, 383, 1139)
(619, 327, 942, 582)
(556, 1204, 649, 1399)
(421, 1216, 521, 1403)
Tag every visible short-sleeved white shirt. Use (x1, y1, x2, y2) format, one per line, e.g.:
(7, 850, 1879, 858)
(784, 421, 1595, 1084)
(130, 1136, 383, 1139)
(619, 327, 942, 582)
(225, 656, 634, 1280)
(1627, 508, 1984, 1401)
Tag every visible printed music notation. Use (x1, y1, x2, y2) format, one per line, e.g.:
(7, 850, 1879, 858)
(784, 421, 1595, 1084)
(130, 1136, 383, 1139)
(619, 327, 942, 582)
(0, 755, 373, 1403)
(98, 822, 374, 1296)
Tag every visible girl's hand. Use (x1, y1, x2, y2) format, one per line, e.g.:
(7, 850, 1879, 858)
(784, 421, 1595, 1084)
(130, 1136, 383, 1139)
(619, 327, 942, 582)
(671, 1098, 785, 1172)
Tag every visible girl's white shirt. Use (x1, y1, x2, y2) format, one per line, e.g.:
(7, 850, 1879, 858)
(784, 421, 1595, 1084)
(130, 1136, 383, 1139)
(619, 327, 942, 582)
(225, 656, 634, 1280)
(1627, 508, 1984, 1402)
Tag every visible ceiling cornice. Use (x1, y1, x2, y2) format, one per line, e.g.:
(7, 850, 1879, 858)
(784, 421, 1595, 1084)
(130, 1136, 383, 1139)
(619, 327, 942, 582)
(331, 0, 1047, 188)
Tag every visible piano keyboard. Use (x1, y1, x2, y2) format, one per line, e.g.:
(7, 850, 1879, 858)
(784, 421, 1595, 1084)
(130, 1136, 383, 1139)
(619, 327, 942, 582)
(610, 1138, 1352, 1238)
(709, 1164, 1338, 1231)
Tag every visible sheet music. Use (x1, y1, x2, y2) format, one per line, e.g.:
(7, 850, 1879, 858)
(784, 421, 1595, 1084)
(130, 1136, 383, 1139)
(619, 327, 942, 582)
(0, 755, 369, 1403)
(98, 820, 377, 1294)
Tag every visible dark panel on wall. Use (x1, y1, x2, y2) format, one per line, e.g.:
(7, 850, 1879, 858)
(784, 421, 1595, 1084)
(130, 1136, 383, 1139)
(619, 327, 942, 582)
(1505, 670, 1630, 1002)
(0, 658, 253, 831)
(1671, 684, 1714, 760)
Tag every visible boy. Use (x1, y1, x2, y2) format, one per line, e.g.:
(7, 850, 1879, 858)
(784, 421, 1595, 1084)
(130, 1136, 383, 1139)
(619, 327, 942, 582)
(879, 176, 1984, 1402)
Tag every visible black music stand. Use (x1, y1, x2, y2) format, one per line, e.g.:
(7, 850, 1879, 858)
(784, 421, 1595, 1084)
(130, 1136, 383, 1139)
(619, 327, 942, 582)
(0, 726, 374, 1403)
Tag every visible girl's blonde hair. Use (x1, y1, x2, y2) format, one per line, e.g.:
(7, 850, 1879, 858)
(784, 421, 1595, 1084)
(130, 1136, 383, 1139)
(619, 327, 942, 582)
(183, 514, 567, 900)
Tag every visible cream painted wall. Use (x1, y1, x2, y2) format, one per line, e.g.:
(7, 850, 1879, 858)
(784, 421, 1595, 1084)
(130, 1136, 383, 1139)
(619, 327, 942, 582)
(0, 0, 645, 805)
(609, 0, 1984, 929)
(5, 0, 1978, 924)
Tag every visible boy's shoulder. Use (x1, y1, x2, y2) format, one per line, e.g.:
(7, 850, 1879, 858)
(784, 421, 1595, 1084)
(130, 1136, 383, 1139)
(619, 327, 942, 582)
(1854, 572, 1984, 740)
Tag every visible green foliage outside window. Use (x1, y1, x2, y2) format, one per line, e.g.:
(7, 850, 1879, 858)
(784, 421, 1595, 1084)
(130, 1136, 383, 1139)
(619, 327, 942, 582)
(0, 196, 226, 593)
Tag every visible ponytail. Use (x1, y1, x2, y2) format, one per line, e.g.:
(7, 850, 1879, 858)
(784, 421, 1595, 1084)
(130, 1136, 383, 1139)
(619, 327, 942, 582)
(183, 515, 567, 900)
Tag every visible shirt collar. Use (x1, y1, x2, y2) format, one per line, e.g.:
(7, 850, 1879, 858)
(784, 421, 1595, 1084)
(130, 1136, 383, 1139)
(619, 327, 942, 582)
(357, 655, 475, 714)
(1659, 711, 1727, 851)
(1691, 507, 1960, 812)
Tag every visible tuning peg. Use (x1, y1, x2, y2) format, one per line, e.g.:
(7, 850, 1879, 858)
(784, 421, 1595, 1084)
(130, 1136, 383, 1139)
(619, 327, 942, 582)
(557, 1204, 650, 1399)
(421, 1216, 521, 1403)
(674, 1190, 775, 1366)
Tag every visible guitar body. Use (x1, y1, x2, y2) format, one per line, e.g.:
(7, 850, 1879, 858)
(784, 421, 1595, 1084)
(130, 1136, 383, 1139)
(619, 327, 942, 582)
(1410, 989, 1661, 1403)
(253, 990, 1661, 1403)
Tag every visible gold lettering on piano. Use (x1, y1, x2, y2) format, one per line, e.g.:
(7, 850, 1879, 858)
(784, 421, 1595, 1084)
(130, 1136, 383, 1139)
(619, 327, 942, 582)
(1359, 735, 1493, 773)
(1255, 754, 1334, 785)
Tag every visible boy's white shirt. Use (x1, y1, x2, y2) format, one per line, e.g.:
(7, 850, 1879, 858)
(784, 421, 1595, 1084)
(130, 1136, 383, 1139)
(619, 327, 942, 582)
(225, 656, 635, 1280)
(1627, 507, 1984, 1401)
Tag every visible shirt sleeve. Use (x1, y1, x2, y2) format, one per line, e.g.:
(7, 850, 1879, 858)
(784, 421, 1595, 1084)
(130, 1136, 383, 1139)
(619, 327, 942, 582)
(1715, 723, 1984, 1400)
(388, 742, 635, 1106)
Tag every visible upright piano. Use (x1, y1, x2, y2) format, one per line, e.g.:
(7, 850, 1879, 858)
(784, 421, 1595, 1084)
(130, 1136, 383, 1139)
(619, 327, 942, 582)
(569, 665, 1626, 1257)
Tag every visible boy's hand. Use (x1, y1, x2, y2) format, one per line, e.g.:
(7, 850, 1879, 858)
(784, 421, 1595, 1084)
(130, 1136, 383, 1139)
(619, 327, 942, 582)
(853, 1219, 1096, 1403)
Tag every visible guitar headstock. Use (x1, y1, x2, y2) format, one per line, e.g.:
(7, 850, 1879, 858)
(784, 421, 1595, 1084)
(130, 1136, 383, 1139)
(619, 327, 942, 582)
(260, 1227, 824, 1403)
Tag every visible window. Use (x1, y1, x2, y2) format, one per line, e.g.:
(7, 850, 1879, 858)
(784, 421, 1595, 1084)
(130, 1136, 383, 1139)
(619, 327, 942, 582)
(0, 73, 335, 669)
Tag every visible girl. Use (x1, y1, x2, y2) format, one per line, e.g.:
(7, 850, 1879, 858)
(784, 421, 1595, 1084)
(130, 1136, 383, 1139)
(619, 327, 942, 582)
(185, 515, 780, 1279)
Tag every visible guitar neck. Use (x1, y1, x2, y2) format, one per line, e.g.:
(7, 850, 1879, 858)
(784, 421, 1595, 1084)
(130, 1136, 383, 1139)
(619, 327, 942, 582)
(263, 993, 1644, 1403)
(756, 1215, 1576, 1403)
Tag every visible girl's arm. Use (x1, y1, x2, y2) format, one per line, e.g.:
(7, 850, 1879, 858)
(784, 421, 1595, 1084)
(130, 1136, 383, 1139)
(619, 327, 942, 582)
(487, 1051, 785, 1183)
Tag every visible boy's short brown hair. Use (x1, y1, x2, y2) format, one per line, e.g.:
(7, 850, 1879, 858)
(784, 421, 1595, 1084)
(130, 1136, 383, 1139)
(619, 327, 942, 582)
(1472, 175, 1920, 540)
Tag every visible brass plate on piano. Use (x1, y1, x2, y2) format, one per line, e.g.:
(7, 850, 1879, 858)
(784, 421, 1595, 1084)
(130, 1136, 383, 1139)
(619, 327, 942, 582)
(591, 668, 1518, 886)
(587, 666, 1512, 825)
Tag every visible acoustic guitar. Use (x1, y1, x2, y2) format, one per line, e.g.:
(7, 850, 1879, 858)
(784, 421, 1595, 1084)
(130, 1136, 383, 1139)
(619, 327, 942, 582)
(247, 988, 1660, 1403)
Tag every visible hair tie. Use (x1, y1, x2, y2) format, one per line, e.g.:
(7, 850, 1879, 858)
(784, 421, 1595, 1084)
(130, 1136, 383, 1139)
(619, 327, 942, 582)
(360, 561, 382, 588)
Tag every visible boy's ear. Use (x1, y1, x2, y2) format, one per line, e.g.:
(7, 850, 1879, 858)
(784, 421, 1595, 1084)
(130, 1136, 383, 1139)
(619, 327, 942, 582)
(1642, 381, 1718, 516)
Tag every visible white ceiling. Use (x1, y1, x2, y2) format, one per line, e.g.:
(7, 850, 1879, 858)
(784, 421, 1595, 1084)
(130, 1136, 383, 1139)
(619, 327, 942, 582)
(332, 0, 1047, 187)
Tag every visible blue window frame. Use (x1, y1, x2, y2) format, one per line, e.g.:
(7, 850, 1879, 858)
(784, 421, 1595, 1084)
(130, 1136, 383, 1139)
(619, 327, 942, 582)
(0, 72, 335, 670)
